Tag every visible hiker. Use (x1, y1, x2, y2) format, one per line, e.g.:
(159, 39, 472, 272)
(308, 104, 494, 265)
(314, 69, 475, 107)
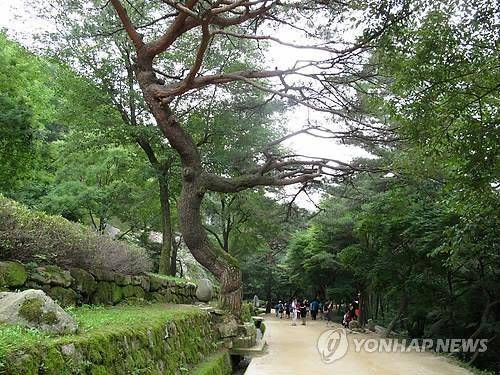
(274, 301, 280, 318)
(325, 301, 333, 326)
(310, 298, 319, 320)
(318, 301, 324, 320)
(285, 301, 291, 319)
(300, 299, 308, 325)
(349, 303, 356, 321)
(291, 298, 298, 326)
(342, 306, 352, 328)
(253, 294, 260, 308)
(278, 300, 284, 319)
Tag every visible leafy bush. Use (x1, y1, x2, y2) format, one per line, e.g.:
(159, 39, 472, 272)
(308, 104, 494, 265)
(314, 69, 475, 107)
(0, 196, 152, 274)
(240, 301, 253, 322)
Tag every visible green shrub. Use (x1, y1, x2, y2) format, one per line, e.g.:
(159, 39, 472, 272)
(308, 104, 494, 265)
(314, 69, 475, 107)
(0, 196, 152, 274)
(240, 302, 253, 322)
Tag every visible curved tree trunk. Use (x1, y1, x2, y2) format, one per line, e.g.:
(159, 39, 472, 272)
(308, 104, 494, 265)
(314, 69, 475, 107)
(135, 60, 242, 314)
(179, 171, 242, 313)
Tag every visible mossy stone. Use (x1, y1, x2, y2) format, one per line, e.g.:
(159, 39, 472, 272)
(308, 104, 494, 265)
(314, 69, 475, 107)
(48, 287, 77, 307)
(19, 297, 44, 323)
(114, 273, 132, 286)
(91, 282, 123, 305)
(70, 268, 97, 295)
(91, 269, 115, 282)
(31, 265, 73, 287)
(7, 352, 41, 375)
(18, 296, 61, 326)
(3, 303, 221, 373)
(122, 285, 145, 299)
(146, 292, 167, 303)
(42, 311, 59, 325)
(149, 275, 163, 292)
(0, 260, 28, 287)
(42, 347, 66, 375)
(193, 351, 232, 375)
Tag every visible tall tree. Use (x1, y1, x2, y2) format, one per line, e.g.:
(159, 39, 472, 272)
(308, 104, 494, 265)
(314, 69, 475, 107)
(102, 0, 408, 313)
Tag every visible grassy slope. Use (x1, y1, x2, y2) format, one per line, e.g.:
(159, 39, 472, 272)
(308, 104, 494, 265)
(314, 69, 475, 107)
(0, 304, 200, 365)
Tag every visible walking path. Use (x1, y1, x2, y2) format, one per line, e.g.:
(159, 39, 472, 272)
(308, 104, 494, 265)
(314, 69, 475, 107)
(245, 314, 472, 375)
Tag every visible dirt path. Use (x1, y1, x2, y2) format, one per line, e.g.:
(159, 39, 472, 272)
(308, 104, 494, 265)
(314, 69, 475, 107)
(245, 315, 472, 375)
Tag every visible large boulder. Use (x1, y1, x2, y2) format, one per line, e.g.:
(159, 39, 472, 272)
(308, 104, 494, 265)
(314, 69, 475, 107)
(0, 289, 78, 334)
(30, 265, 73, 287)
(0, 261, 27, 288)
(195, 278, 213, 302)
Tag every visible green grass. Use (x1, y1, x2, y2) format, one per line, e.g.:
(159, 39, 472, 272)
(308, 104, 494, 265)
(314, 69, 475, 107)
(0, 303, 200, 364)
(146, 272, 192, 285)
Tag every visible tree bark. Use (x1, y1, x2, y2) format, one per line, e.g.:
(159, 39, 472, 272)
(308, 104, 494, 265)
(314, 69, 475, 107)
(385, 293, 407, 337)
(170, 234, 181, 276)
(158, 177, 173, 275)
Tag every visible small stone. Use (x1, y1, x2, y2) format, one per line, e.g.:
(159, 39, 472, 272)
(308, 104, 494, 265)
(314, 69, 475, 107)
(195, 279, 213, 302)
(61, 343, 76, 356)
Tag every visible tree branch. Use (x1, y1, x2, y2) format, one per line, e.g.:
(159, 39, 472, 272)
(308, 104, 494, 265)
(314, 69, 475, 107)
(109, 0, 144, 49)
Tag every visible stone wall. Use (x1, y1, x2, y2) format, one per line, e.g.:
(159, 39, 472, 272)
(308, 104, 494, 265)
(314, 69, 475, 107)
(193, 351, 232, 375)
(1, 308, 222, 375)
(0, 260, 196, 306)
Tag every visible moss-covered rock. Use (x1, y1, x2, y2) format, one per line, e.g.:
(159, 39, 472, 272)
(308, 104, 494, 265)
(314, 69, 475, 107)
(18, 297, 44, 323)
(91, 282, 123, 305)
(91, 269, 115, 282)
(138, 276, 150, 292)
(2, 305, 223, 374)
(17, 296, 61, 326)
(31, 265, 73, 287)
(146, 292, 168, 303)
(42, 347, 66, 375)
(193, 351, 232, 375)
(48, 287, 77, 307)
(0, 260, 28, 287)
(149, 275, 163, 292)
(70, 267, 97, 295)
(113, 273, 132, 286)
(122, 285, 146, 299)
